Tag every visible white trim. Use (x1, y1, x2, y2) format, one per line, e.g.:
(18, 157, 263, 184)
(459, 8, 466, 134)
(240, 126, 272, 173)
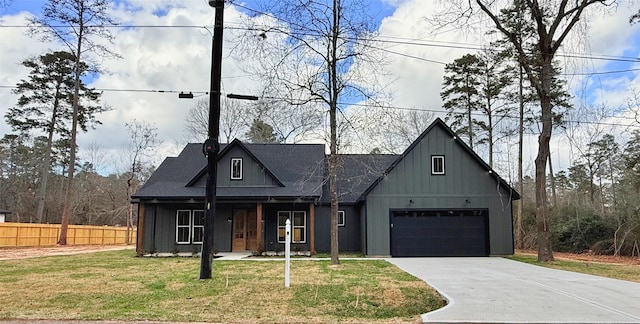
(192, 210, 205, 244)
(277, 210, 307, 243)
(292, 211, 306, 243)
(277, 211, 290, 243)
(231, 158, 243, 180)
(338, 210, 346, 227)
(431, 155, 445, 175)
(176, 210, 191, 244)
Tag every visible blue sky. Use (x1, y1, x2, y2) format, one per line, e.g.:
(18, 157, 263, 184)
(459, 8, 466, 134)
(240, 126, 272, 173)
(1, 0, 639, 177)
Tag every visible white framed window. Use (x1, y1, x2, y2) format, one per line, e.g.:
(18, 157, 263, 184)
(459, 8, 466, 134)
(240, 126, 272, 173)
(192, 210, 205, 244)
(338, 211, 345, 227)
(292, 211, 306, 243)
(277, 211, 307, 243)
(231, 158, 243, 180)
(277, 211, 290, 243)
(176, 210, 191, 244)
(431, 155, 445, 175)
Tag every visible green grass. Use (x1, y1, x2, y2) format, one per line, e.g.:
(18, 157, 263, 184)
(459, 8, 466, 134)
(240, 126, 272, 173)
(0, 250, 444, 322)
(509, 254, 640, 283)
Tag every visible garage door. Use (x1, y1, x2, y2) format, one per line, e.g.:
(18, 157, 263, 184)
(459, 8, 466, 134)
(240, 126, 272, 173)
(390, 209, 489, 257)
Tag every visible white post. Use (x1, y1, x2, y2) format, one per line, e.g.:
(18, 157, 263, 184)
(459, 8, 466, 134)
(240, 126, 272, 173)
(285, 218, 291, 288)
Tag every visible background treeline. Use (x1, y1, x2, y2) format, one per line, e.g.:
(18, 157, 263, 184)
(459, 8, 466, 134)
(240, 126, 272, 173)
(518, 130, 640, 256)
(0, 134, 149, 226)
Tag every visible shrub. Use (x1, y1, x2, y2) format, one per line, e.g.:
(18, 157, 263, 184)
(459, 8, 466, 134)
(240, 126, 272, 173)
(552, 213, 613, 253)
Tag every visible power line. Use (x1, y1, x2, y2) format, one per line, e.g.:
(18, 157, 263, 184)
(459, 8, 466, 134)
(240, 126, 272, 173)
(4, 84, 635, 129)
(3, 11, 639, 65)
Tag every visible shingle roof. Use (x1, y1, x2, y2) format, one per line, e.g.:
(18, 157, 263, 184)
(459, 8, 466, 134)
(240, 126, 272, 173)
(359, 118, 520, 201)
(320, 154, 399, 204)
(133, 119, 519, 203)
(133, 141, 326, 200)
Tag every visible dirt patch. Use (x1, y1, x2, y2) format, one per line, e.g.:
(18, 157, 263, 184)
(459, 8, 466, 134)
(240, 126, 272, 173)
(0, 245, 134, 260)
(517, 249, 640, 266)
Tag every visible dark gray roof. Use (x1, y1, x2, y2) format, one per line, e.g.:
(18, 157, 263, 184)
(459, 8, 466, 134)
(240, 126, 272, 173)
(133, 119, 519, 203)
(320, 154, 398, 204)
(133, 141, 326, 200)
(359, 118, 520, 201)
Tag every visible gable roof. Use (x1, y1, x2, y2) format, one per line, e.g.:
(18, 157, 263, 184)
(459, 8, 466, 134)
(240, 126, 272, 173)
(358, 118, 520, 201)
(133, 141, 326, 200)
(320, 154, 398, 204)
(133, 119, 519, 203)
(186, 139, 284, 187)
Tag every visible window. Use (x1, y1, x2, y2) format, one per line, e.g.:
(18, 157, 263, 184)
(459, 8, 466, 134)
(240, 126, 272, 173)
(277, 211, 307, 243)
(277, 211, 289, 243)
(192, 210, 205, 244)
(176, 210, 191, 244)
(431, 155, 445, 175)
(231, 158, 243, 180)
(338, 211, 346, 227)
(292, 211, 306, 243)
(176, 209, 205, 244)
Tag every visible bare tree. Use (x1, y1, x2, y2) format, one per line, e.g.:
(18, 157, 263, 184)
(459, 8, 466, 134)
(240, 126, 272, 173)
(347, 106, 434, 154)
(29, 0, 119, 245)
(235, 0, 387, 264)
(436, 0, 613, 261)
(253, 98, 324, 143)
(5, 52, 105, 223)
(124, 120, 158, 245)
(184, 97, 248, 143)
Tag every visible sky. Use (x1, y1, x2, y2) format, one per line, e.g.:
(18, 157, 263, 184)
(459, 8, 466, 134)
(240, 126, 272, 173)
(0, 0, 639, 178)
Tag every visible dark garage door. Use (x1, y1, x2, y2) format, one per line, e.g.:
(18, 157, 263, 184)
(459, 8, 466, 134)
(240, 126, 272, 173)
(390, 209, 489, 257)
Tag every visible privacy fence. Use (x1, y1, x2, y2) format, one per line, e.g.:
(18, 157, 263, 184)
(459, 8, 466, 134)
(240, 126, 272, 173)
(0, 222, 136, 247)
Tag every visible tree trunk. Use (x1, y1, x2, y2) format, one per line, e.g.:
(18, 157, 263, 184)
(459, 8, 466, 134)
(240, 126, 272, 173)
(466, 74, 474, 149)
(329, 0, 340, 266)
(516, 65, 525, 250)
(534, 56, 554, 262)
(126, 182, 132, 245)
(58, 20, 84, 245)
(488, 106, 493, 168)
(36, 90, 60, 223)
(548, 153, 557, 206)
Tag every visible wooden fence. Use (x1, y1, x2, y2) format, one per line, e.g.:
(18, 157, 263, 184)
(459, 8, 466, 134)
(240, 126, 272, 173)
(0, 222, 136, 247)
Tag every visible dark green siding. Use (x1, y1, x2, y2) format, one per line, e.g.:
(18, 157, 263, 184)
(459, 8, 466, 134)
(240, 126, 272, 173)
(141, 203, 233, 253)
(314, 205, 361, 252)
(263, 203, 310, 252)
(365, 125, 515, 256)
(217, 146, 280, 187)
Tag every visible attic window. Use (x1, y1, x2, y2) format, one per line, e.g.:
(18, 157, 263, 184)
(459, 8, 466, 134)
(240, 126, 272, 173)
(231, 158, 243, 180)
(431, 155, 445, 175)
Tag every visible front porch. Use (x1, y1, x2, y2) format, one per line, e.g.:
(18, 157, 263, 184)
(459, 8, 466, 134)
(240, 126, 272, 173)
(136, 200, 317, 255)
(231, 202, 317, 255)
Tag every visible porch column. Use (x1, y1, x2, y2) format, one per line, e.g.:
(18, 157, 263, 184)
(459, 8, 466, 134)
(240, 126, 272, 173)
(257, 202, 263, 253)
(309, 202, 315, 255)
(136, 203, 145, 257)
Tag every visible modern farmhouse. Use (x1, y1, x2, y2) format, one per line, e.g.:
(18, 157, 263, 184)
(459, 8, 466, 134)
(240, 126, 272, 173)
(132, 118, 519, 257)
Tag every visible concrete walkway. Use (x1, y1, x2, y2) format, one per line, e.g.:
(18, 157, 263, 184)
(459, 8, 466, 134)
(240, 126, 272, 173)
(387, 257, 640, 323)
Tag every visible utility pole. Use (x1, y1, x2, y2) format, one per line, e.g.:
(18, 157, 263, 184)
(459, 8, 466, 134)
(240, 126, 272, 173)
(200, 0, 224, 280)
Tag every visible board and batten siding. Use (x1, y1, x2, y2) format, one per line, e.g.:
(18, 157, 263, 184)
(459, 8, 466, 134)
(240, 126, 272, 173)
(313, 205, 361, 252)
(141, 203, 233, 254)
(193, 146, 280, 188)
(364, 124, 515, 256)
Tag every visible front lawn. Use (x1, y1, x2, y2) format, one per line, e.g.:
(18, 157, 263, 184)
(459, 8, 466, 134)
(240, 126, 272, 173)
(509, 254, 640, 283)
(0, 250, 444, 322)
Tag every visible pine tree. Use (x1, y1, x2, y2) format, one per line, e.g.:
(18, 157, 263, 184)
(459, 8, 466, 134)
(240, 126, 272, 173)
(5, 51, 104, 223)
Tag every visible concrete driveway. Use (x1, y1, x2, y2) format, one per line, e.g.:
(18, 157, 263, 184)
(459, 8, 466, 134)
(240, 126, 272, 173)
(387, 257, 640, 323)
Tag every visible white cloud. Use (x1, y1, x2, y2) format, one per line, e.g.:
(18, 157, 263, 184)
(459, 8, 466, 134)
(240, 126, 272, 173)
(0, 2, 263, 174)
(1, 0, 639, 178)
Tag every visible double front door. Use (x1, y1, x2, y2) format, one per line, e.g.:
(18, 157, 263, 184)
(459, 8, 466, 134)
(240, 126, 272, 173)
(232, 209, 257, 251)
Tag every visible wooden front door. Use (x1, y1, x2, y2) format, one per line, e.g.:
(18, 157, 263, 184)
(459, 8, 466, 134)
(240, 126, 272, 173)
(232, 209, 258, 251)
